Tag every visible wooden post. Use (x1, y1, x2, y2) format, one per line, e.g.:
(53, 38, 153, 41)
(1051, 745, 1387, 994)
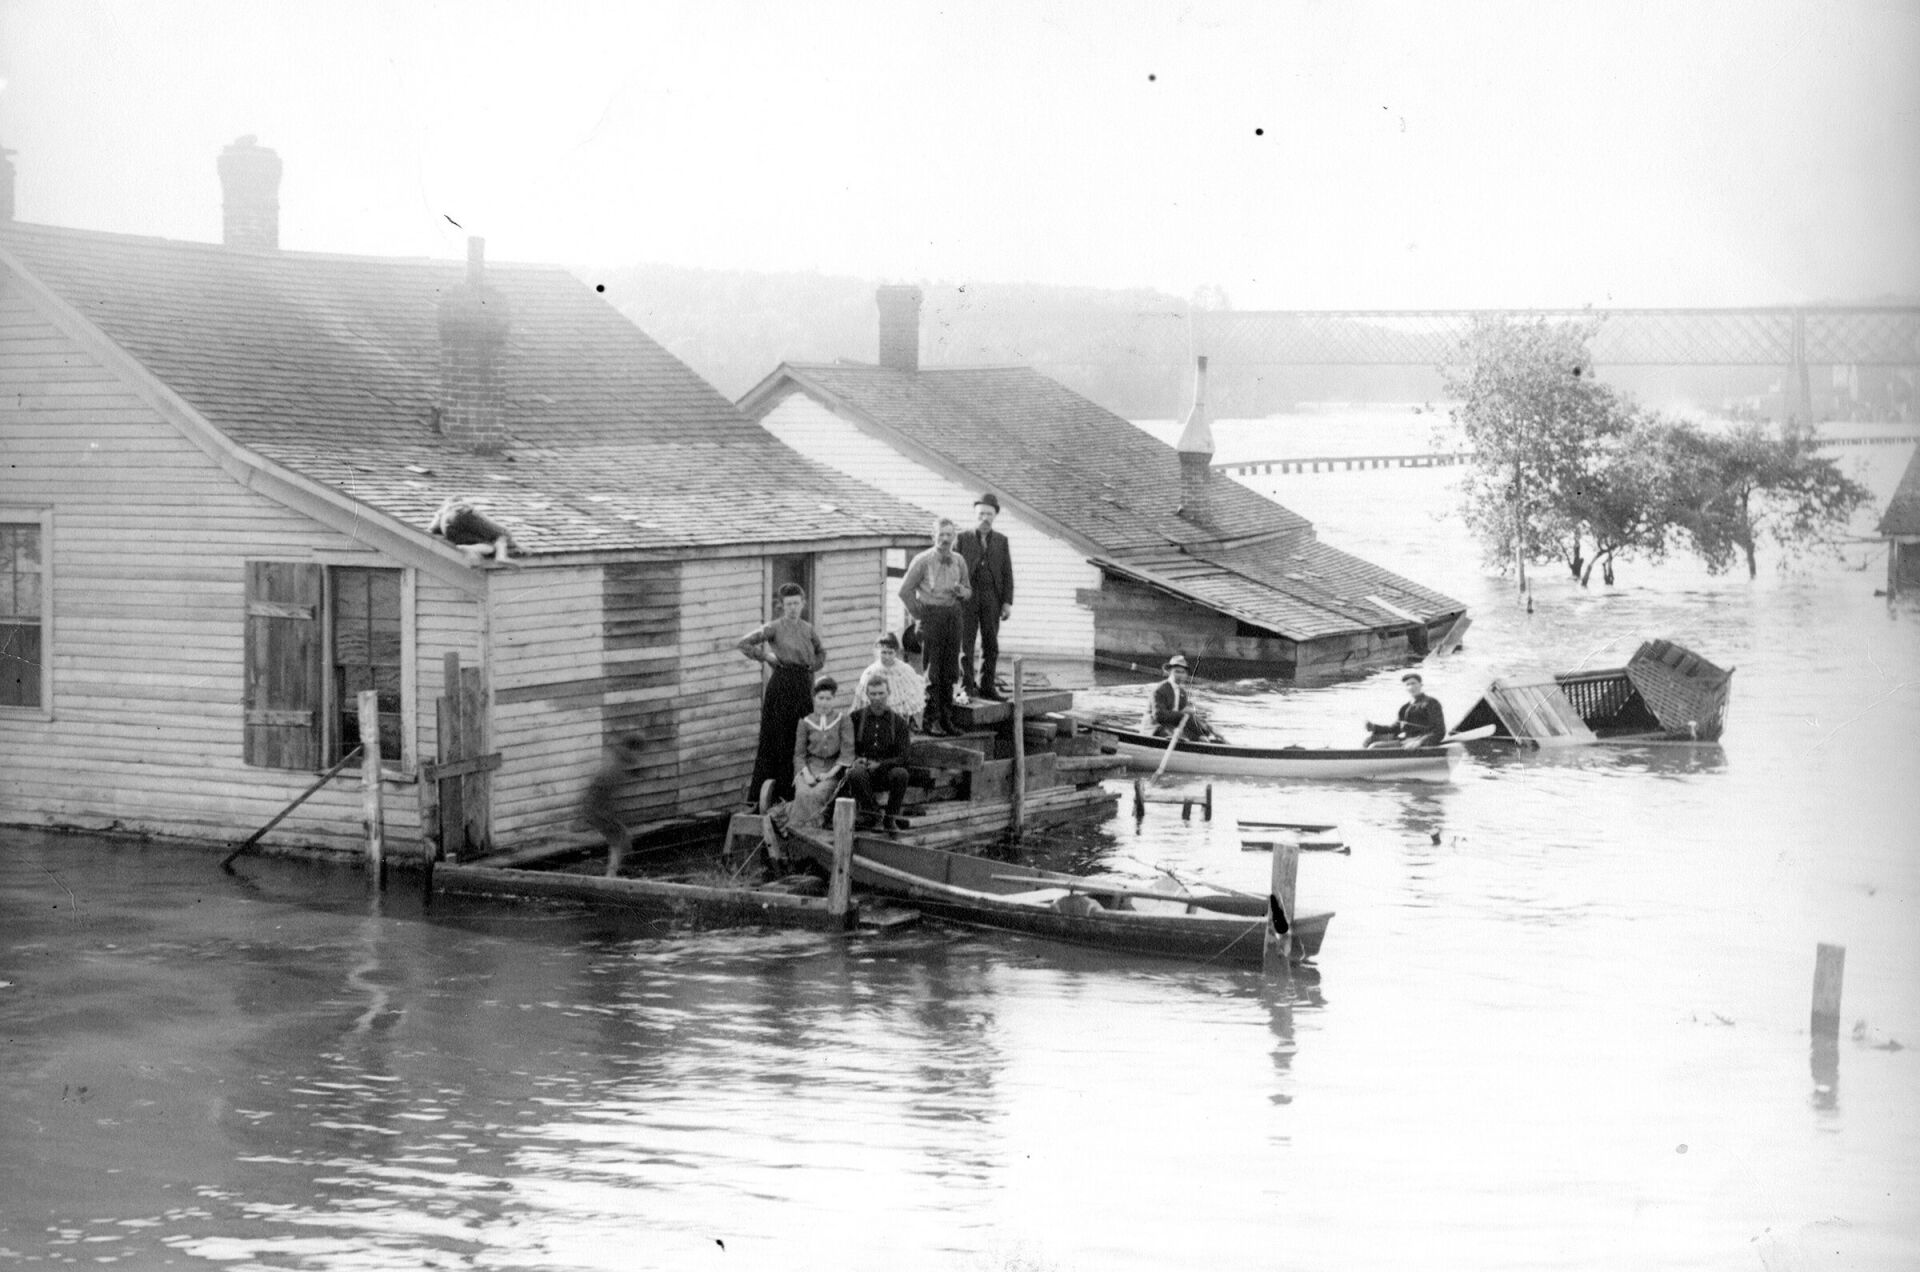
(358, 689, 385, 888)
(828, 797, 856, 928)
(1263, 840, 1299, 973)
(1811, 943, 1846, 1038)
(439, 653, 464, 861)
(1011, 656, 1026, 840)
(1133, 777, 1146, 820)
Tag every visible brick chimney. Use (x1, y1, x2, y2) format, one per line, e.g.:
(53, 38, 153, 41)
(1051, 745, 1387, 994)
(436, 237, 511, 455)
(876, 284, 923, 372)
(217, 136, 282, 250)
(1177, 355, 1215, 526)
(0, 146, 15, 223)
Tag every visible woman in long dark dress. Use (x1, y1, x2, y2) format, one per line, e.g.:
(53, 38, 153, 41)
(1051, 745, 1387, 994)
(739, 583, 827, 806)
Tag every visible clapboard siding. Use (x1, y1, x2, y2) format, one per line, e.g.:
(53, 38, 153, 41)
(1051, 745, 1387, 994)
(674, 556, 766, 811)
(758, 394, 1099, 679)
(487, 565, 607, 840)
(0, 288, 484, 854)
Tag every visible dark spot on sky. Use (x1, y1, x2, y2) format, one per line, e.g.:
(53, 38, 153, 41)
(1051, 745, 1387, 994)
(596, 284, 605, 293)
(1147, 73, 1156, 82)
(444, 214, 463, 229)
(1254, 128, 1264, 136)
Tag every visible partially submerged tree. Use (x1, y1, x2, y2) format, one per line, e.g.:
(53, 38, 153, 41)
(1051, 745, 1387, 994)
(1665, 420, 1872, 578)
(1441, 315, 1636, 587)
(1440, 316, 1870, 587)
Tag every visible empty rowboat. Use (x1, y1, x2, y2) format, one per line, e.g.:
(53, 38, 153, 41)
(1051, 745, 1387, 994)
(790, 830, 1330, 966)
(1095, 727, 1464, 783)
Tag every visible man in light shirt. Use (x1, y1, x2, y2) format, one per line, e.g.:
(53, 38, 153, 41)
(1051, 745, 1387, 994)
(898, 517, 973, 736)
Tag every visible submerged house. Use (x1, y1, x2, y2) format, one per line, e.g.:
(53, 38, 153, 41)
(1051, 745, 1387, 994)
(737, 286, 1467, 683)
(1878, 443, 1920, 597)
(0, 140, 930, 858)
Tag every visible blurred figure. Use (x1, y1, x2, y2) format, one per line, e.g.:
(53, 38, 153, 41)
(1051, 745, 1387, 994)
(585, 734, 646, 877)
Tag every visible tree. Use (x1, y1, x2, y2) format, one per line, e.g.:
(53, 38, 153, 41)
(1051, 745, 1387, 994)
(1558, 414, 1689, 585)
(1440, 315, 1637, 588)
(1665, 420, 1872, 578)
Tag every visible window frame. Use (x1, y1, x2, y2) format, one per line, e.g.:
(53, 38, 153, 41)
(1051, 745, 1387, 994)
(765, 553, 816, 621)
(0, 507, 53, 720)
(243, 558, 415, 776)
(322, 564, 412, 775)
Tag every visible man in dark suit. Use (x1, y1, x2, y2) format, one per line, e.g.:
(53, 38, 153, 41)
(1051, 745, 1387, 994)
(847, 678, 915, 832)
(1365, 671, 1447, 748)
(957, 493, 1015, 701)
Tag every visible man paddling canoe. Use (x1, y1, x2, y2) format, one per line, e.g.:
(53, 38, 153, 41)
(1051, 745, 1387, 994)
(1147, 654, 1224, 742)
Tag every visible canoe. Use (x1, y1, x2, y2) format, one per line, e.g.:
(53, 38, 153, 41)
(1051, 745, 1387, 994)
(790, 830, 1330, 966)
(1096, 727, 1464, 782)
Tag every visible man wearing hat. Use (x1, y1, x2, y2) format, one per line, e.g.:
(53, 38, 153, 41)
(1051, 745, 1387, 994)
(956, 493, 1015, 701)
(1365, 671, 1447, 748)
(1148, 654, 1218, 740)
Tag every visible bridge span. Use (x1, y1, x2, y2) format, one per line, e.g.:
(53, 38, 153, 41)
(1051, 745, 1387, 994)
(1193, 306, 1920, 422)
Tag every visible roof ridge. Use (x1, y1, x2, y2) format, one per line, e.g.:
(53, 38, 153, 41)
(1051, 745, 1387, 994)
(0, 218, 575, 273)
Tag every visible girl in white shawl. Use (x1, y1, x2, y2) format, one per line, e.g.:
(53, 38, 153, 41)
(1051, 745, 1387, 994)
(855, 633, 927, 731)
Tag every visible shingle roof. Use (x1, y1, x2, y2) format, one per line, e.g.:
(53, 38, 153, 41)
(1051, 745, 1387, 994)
(1878, 445, 1920, 538)
(757, 364, 1312, 551)
(0, 222, 929, 553)
(746, 362, 1464, 638)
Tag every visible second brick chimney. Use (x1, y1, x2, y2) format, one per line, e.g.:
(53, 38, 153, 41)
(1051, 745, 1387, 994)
(1177, 355, 1216, 527)
(217, 136, 282, 250)
(876, 285, 923, 372)
(436, 237, 511, 455)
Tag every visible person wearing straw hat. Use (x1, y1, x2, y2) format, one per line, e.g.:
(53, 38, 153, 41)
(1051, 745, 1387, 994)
(1148, 654, 1219, 741)
(1365, 671, 1447, 748)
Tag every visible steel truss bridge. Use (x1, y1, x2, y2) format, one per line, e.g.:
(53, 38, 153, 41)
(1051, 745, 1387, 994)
(1192, 307, 1920, 420)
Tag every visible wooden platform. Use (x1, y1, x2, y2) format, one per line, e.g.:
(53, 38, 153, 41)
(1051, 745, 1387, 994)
(433, 862, 854, 930)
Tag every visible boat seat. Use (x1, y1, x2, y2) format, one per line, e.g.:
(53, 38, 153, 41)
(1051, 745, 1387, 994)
(995, 887, 1072, 905)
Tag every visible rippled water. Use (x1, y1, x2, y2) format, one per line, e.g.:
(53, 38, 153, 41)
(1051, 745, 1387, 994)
(3, 414, 1916, 1270)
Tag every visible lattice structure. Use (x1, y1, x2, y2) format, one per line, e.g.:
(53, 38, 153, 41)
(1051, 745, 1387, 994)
(1193, 307, 1920, 368)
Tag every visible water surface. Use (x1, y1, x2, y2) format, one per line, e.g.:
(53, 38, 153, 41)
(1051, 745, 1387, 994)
(3, 414, 1916, 1270)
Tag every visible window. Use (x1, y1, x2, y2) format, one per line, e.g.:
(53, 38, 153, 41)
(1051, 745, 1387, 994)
(330, 567, 404, 763)
(243, 561, 407, 770)
(768, 553, 815, 618)
(0, 520, 46, 710)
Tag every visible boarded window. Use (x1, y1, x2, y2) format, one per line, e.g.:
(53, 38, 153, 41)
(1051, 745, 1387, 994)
(0, 522, 45, 709)
(243, 562, 324, 769)
(769, 553, 815, 619)
(331, 567, 404, 763)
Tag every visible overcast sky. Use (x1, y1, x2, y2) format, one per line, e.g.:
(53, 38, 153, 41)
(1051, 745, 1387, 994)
(2, 0, 1916, 309)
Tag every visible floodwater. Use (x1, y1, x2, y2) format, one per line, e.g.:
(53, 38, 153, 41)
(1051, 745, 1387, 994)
(4, 410, 1917, 1271)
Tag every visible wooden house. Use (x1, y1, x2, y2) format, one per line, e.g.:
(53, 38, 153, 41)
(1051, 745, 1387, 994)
(0, 139, 930, 859)
(737, 286, 1467, 684)
(1877, 444, 1920, 596)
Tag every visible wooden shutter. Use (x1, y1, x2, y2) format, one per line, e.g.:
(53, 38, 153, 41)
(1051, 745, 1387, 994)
(244, 562, 324, 769)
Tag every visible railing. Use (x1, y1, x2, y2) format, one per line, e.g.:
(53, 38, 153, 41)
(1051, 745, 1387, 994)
(1217, 432, 1917, 477)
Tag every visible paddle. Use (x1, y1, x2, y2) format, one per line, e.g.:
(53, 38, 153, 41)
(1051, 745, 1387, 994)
(1152, 713, 1190, 780)
(1237, 819, 1340, 833)
(987, 873, 1264, 915)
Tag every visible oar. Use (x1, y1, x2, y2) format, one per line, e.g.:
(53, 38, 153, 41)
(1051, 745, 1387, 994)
(988, 873, 1263, 915)
(1152, 713, 1190, 781)
(1238, 818, 1340, 833)
(221, 747, 364, 869)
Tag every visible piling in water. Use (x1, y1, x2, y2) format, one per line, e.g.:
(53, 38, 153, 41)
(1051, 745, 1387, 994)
(1811, 943, 1845, 1037)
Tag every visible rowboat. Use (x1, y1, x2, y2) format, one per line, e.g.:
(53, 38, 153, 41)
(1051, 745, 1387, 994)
(790, 830, 1330, 966)
(1095, 726, 1464, 782)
